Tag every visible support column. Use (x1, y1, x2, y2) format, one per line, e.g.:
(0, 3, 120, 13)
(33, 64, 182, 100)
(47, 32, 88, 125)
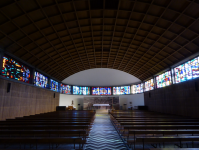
(30, 68, 35, 85)
(0, 48, 5, 76)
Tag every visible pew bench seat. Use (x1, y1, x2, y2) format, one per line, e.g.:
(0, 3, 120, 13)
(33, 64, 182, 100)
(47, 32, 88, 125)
(122, 130, 199, 149)
(0, 130, 88, 138)
(0, 137, 86, 149)
(0, 125, 91, 130)
(150, 148, 199, 150)
(136, 136, 199, 150)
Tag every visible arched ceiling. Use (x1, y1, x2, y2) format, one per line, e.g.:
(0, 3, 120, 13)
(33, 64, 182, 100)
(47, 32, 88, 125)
(0, 0, 199, 81)
(62, 68, 141, 86)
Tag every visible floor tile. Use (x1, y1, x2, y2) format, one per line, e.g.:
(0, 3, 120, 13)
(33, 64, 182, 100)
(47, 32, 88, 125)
(85, 113, 128, 150)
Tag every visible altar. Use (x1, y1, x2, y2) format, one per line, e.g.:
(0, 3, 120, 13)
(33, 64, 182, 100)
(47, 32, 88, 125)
(93, 104, 111, 109)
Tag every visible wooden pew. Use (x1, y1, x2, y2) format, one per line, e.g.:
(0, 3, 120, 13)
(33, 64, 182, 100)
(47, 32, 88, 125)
(0, 137, 85, 149)
(122, 125, 199, 133)
(136, 136, 199, 150)
(0, 149, 79, 150)
(123, 130, 199, 149)
(7, 117, 94, 119)
(111, 119, 199, 127)
(150, 148, 199, 150)
(0, 125, 91, 130)
(110, 110, 199, 149)
(0, 110, 95, 149)
(115, 119, 199, 122)
(120, 122, 199, 125)
(0, 130, 88, 139)
(6, 119, 92, 122)
(113, 121, 199, 132)
(0, 122, 92, 126)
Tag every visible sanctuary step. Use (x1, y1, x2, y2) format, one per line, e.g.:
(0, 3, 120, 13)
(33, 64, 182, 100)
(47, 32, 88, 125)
(95, 109, 109, 114)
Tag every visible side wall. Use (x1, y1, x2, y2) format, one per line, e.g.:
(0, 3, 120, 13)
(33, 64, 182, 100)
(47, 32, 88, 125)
(144, 78, 199, 118)
(59, 94, 144, 110)
(0, 78, 59, 120)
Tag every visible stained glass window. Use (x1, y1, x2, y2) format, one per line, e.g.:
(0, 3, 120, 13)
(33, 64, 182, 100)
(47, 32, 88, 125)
(2, 56, 30, 83)
(144, 79, 154, 92)
(156, 71, 172, 88)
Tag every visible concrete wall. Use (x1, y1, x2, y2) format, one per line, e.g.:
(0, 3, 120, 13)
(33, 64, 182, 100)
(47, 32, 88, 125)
(59, 93, 144, 110)
(144, 78, 199, 118)
(0, 77, 59, 120)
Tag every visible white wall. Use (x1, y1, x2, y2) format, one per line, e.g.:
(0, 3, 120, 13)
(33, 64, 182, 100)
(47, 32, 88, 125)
(62, 68, 141, 86)
(118, 94, 144, 109)
(59, 94, 144, 110)
(59, 94, 84, 110)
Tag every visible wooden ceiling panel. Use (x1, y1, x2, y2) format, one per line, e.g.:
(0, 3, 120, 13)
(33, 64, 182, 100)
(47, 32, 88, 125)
(104, 10, 117, 18)
(18, 37, 32, 46)
(162, 9, 179, 22)
(1, 4, 23, 19)
(1, 0, 199, 81)
(63, 13, 76, 22)
(185, 42, 199, 53)
(169, 0, 190, 12)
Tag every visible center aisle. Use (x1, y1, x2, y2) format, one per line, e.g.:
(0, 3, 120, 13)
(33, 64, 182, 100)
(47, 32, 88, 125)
(85, 112, 128, 150)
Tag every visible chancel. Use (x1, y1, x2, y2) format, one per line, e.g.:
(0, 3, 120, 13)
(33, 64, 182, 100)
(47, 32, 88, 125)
(0, 0, 199, 149)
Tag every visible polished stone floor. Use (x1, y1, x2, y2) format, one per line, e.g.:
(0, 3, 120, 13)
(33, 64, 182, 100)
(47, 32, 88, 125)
(85, 112, 128, 150)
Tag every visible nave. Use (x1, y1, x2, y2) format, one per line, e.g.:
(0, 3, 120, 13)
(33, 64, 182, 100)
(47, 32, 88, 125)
(0, 109, 128, 150)
(85, 112, 128, 150)
(1, 109, 199, 150)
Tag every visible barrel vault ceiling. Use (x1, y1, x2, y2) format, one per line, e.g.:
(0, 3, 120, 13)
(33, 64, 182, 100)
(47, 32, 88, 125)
(0, 0, 199, 81)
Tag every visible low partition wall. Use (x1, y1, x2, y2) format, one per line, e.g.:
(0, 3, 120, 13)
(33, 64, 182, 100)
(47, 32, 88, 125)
(144, 77, 199, 118)
(0, 78, 59, 120)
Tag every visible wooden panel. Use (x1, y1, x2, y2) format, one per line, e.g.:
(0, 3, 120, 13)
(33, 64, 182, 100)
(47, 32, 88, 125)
(144, 78, 199, 118)
(0, 78, 59, 120)
(1, 0, 199, 81)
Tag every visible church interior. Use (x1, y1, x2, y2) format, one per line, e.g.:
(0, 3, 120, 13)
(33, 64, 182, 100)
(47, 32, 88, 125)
(0, 0, 199, 149)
